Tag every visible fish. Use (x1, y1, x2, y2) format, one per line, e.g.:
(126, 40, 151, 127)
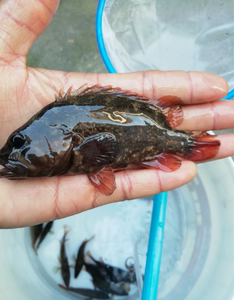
(58, 284, 110, 299)
(0, 84, 220, 195)
(84, 262, 107, 282)
(58, 226, 70, 288)
(74, 235, 95, 279)
(36, 221, 53, 251)
(30, 223, 43, 251)
(92, 276, 129, 296)
(87, 251, 136, 283)
(84, 262, 129, 296)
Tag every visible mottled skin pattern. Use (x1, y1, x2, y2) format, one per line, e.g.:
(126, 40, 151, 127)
(0, 86, 196, 179)
(67, 94, 192, 172)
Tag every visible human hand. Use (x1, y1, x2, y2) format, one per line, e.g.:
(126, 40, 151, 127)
(0, 0, 233, 228)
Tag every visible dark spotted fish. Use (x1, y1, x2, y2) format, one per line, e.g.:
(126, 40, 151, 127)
(84, 262, 129, 296)
(0, 84, 220, 195)
(59, 226, 70, 288)
(36, 221, 53, 251)
(92, 276, 129, 296)
(74, 235, 95, 278)
(58, 284, 110, 299)
(30, 223, 43, 251)
(87, 251, 136, 283)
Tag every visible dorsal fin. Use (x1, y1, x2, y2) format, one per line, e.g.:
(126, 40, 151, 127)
(56, 85, 184, 113)
(60, 84, 150, 102)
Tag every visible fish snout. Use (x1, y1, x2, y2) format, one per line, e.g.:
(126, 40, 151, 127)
(0, 144, 11, 166)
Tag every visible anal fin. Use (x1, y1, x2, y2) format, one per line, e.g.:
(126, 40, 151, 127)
(140, 153, 181, 172)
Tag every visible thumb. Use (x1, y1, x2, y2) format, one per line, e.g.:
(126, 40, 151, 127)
(0, 0, 59, 63)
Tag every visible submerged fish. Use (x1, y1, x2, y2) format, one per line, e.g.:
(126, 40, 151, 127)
(36, 221, 53, 251)
(84, 262, 107, 282)
(74, 235, 95, 279)
(59, 226, 70, 288)
(30, 223, 43, 251)
(87, 251, 136, 283)
(0, 84, 220, 195)
(84, 262, 129, 296)
(92, 276, 129, 296)
(58, 284, 110, 299)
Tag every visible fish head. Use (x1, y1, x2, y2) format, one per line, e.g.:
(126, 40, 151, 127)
(0, 123, 75, 178)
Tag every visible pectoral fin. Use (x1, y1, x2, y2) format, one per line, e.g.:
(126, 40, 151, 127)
(75, 133, 118, 166)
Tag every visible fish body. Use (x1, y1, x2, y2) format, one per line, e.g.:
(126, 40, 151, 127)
(0, 84, 220, 195)
(88, 252, 136, 283)
(84, 262, 107, 282)
(58, 284, 110, 299)
(84, 262, 129, 296)
(59, 227, 70, 287)
(36, 221, 53, 250)
(92, 276, 129, 296)
(74, 235, 95, 278)
(30, 223, 43, 251)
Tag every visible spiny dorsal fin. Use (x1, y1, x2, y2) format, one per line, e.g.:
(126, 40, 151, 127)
(59, 84, 150, 102)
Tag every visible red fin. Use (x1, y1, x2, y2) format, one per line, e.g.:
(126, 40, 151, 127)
(162, 106, 183, 128)
(88, 167, 116, 195)
(185, 136, 220, 161)
(140, 153, 181, 172)
(154, 95, 183, 108)
(184, 130, 209, 137)
(71, 84, 150, 102)
(71, 83, 89, 96)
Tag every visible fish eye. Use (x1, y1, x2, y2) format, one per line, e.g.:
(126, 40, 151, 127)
(10, 134, 25, 149)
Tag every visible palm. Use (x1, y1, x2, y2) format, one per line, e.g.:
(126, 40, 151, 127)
(0, 0, 233, 228)
(1, 65, 57, 143)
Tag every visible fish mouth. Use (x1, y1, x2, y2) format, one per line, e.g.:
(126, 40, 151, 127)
(0, 166, 16, 178)
(0, 160, 28, 178)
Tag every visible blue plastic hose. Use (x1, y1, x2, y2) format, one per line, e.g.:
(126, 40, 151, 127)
(224, 89, 234, 100)
(96, 0, 116, 73)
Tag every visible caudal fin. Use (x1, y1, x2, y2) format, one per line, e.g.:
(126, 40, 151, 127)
(186, 135, 220, 161)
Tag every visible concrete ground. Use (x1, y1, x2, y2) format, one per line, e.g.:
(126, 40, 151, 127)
(27, 0, 106, 73)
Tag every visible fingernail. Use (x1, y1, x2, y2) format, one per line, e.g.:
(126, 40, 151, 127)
(202, 73, 228, 96)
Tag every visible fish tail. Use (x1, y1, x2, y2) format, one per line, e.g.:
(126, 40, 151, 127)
(184, 134, 220, 161)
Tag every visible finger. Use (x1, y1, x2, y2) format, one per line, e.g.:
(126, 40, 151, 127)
(48, 69, 228, 105)
(177, 100, 234, 131)
(213, 134, 234, 161)
(0, 161, 196, 228)
(0, 0, 59, 62)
